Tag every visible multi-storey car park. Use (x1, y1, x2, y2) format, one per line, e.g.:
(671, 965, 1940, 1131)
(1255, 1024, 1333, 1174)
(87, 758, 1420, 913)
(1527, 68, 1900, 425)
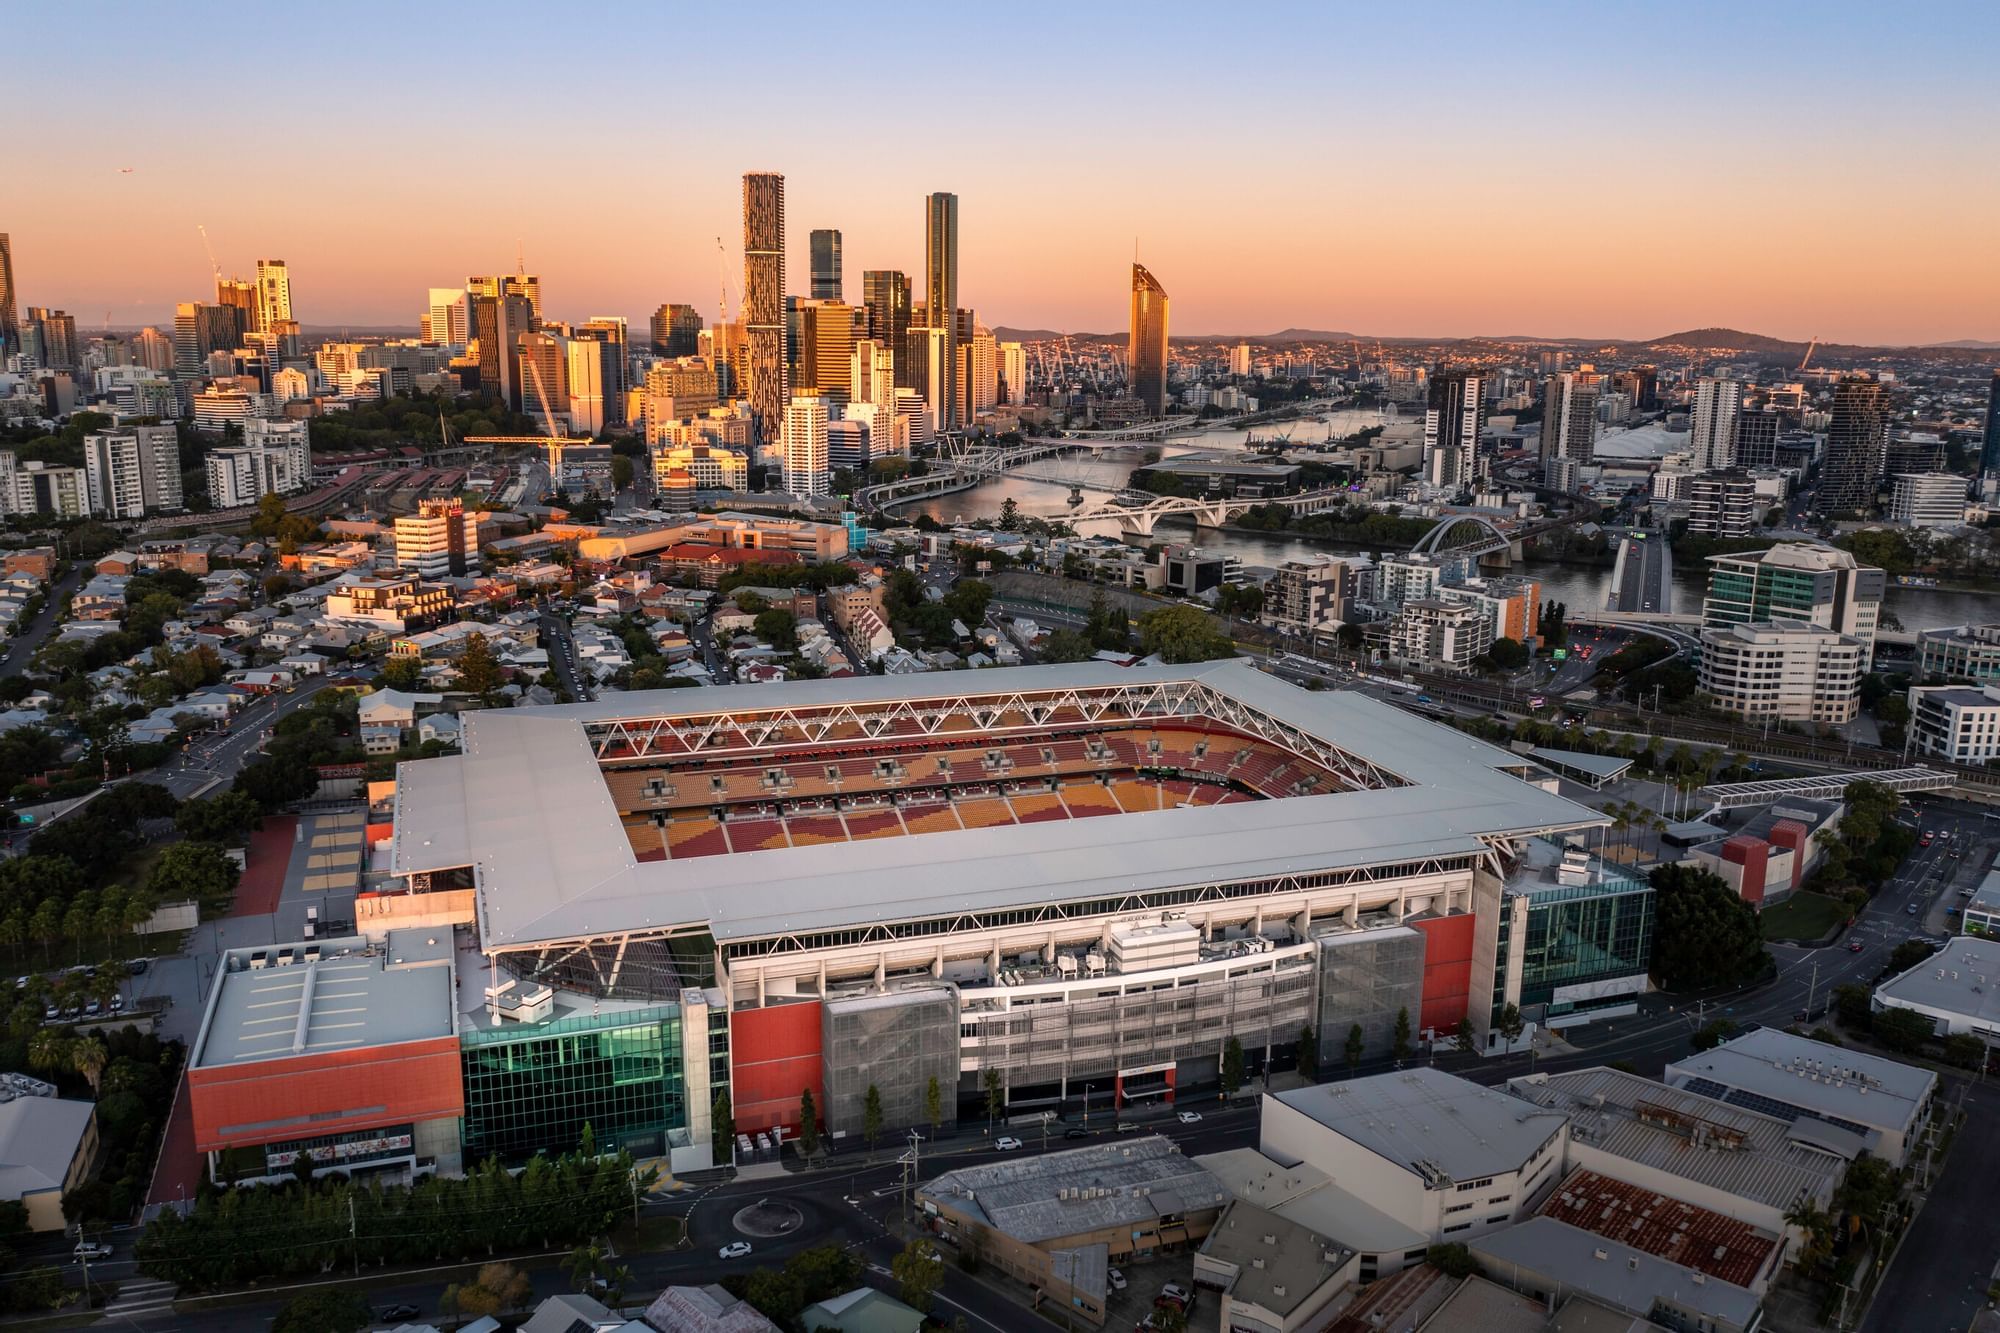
(189, 660, 1611, 1182)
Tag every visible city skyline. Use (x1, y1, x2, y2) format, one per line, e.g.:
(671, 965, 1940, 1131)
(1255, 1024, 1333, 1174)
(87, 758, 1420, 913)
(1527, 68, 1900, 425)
(8, 1, 2000, 343)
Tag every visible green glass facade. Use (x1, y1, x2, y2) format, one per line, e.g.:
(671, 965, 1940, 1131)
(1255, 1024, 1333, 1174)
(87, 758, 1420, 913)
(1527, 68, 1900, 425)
(460, 1004, 687, 1164)
(1494, 853, 1655, 1022)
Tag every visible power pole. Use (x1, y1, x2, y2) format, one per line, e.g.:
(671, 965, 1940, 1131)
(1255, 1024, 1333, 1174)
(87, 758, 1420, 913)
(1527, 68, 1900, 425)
(348, 1194, 359, 1277)
(1805, 961, 1820, 1021)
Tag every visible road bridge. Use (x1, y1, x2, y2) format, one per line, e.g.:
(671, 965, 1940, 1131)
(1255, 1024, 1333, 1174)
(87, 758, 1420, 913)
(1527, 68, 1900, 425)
(1064, 486, 1350, 538)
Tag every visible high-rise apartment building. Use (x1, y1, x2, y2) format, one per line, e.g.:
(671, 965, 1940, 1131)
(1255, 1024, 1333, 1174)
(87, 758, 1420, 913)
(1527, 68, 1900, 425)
(1129, 263, 1169, 417)
(83, 425, 183, 518)
(425, 289, 470, 346)
(255, 259, 292, 332)
(1688, 377, 1743, 471)
(133, 327, 172, 372)
(965, 326, 999, 419)
(0, 233, 15, 362)
(743, 173, 788, 456)
(1539, 372, 1598, 481)
(1230, 343, 1253, 378)
(781, 392, 829, 497)
(904, 325, 951, 437)
(850, 339, 893, 409)
(1697, 622, 1864, 723)
(516, 332, 570, 424)
(1731, 411, 1778, 469)
(394, 499, 480, 579)
(1888, 473, 1969, 528)
(174, 302, 243, 377)
(24, 308, 78, 372)
(1686, 472, 1758, 538)
(1702, 543, 1883, 647)
(1422, 370, 1485, 490)
(862, 270, 911, 373)
(999, 341, 1026, 405)
(564, 337, 608, 436)
(652, 304, 702, 358)
(216, 277, 258, 332)
(207, 418, 311, 508)
(796, 300, 858, 401)
(472, 293, 534, 410)
(1980, 371, 2000, 489)
(924, 193, 959, 431)
(642, 359, 720, 444)
(809, 230, 843, 301)
(1816, 376, 1890, 516)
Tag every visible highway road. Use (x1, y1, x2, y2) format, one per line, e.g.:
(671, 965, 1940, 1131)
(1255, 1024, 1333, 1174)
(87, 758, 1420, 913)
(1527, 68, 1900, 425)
(1608, 530, 1671, 614)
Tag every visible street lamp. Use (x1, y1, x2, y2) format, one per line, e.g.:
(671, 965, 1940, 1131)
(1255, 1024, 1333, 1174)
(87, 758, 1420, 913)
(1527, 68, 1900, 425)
(1083, 1083, 1093, 1127)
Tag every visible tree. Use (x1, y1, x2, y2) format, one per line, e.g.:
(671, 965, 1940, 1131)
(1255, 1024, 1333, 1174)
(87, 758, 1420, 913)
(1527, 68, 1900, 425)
(1480, 636, 1529, 671)
(1150, 1301, 1189, 1333)
(1392, 1006, 1413, 1064)
(925, 1076, 943, 1137)
(1943, 1033, 1987, 1070)
(1221, 1036, 1245, 1096)
(611, 454, 635, 490)
(1784, 1197, 1836, 1270)
(174, 790, 262, 844)
(147, 842, 239, 916)
(378, 655, 422, 692)
(1427, 1242, 1480, 1279)
(447, 1262, 534, 1318)
(1692, 1019, 1740, 1052)
(863, 1084, 884, 1149)
(1454, 1017, 1476, 1056)
(272, 1288, 372, 1333)
(890, 1240, 945, 1314)
(1295, 1025, 1317, 1081)
(1137, 605, 1234, 664)
(798, 1089, 820, 1156)
(712, 1088, 734, 1163)
(1038, 628, 1094, 663)
(1343, 1022, 1363, 1074)
(1872, 1006, 1935, 1055)
(945, 579, 991, 626)
(455, 634, 502, 698)
(1497, 1004, 1526, 1048)
(997, 498, 1021, 532)
(983, 1068, 1002, 1128)
(1647, 863, 1767, 991)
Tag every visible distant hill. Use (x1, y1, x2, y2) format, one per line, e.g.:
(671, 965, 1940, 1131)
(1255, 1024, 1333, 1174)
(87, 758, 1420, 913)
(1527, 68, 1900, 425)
(1639, 327, 1812, 355)
(1925, 339, 2000, 350)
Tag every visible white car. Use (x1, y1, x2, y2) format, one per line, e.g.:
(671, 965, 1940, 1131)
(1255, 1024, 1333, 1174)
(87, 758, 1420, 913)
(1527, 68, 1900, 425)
(995, 1136, 1023, 1151)
(718, 1241, 753, 1260)
(73, 1241, 112, 1261)
(1108, 1266, 1128, 1291)
(1177, 1110, 1203, 1124)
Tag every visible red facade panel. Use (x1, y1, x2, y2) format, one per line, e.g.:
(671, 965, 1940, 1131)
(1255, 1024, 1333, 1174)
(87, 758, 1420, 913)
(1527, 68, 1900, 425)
(1768, 819, 1808, 890)
(187, 1036, 465, 1152)
(1722, 835, 1770, 906)
(1412, 913, 1476, 1034)
(730, 1001, 823, 1134)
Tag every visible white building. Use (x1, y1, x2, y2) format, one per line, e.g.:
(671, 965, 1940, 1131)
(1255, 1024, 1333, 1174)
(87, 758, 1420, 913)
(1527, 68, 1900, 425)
(1687, 472, 1758, 538)
(1888, 472, 1968, 528)
(650, 443, 747, 492)
(1229, 343, 1252, 377)
(83, 425, 182, 518)
(205, 418, 311, 508)
(423, 288, 469, 347)
(1375, 553, 1445, 607)
(1664, 1027, 1936, 1170)
(1906, 684, 2000, 764)
(565, 336, 607, 436)
(781, 392, 829, 497)
(1255, 1071, 1567, 1275)
(393, 499, 480, 579)
(1696, 620, 1865, 723)
(1689, 377, 1743, 471)
(1387, 598, 1492, 673)
(1875, 934, 2000, 1046)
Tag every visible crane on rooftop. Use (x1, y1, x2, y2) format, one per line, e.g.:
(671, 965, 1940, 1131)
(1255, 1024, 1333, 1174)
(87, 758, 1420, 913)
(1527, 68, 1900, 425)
(1797, 336, 1819, 373)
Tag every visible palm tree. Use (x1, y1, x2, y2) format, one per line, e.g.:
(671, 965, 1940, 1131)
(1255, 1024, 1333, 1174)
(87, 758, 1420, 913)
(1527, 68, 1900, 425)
(1784, 1196, 1834, 1269)
(70, 1037, 107, 1095)
(27, 1030, 70, 1084)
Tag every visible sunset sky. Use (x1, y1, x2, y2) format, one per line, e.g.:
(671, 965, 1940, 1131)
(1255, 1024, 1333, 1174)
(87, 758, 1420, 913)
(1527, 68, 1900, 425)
(10, 1, 1999, 345)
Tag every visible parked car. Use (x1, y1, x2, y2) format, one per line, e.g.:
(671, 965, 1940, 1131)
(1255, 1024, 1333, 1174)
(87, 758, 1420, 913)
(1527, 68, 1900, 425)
(719, 1241, 753, 1260)
(1177, 1111, 1203, 1124)
(1065, 1126, 1090, 1139)
(73, 1242, 112, 1262)
(1849, 941, 1864, 953)
(1115, 1121, 1142, 1134)
(376, 1304, 419, 1322)
(1108, 1267, 1128, 1292)
(995, 1136, 1023, 1151)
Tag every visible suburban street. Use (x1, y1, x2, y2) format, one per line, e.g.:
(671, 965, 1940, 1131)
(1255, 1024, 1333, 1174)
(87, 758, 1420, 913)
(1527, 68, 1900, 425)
(139, 674, 344, 800)
(0, 560, 86, 679)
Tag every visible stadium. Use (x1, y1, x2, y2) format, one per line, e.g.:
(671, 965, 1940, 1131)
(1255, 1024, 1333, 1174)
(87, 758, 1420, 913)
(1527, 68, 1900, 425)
(375, 658, 1603, 1165)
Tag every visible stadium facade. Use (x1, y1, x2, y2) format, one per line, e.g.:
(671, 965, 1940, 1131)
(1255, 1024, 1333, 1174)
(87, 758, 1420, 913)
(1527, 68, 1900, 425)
(191, 661, 1608, 1178)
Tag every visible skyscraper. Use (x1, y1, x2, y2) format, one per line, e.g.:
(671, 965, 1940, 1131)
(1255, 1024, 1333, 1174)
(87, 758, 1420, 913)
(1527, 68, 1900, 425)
(1539, 371, 1598, 479)
(472, 293, 534, 410)
(425, 289, 470, 346)
(1689, 377, 1743, 471)
(862, 271, 911, 374)
(217, 277, 257, 331)
(809, 230, 843, 301)
(999, 341, 1026, 405)
(1981, 370, 2000, 489)
(1817, 376, 1891, 516)
(743, 172, 788, 456)
(575, 317, 629, 429)
(1422, 370, 1485, 490)
(651, 303, 702, 358)
(796, 300, 857, 401)
(924, 193, 959, 431)
(255, 259, 292, 332)
(1732, 411, 1779, 469)
(1128, 263, 1169, 417)
(25, 308, 78, 372)
(781, 392, 829, 497)
(0, 234, 15, 362)
(173, 302, 241, 377)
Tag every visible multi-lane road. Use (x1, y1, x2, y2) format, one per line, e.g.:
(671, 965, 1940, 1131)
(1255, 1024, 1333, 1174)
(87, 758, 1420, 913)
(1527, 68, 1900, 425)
(1608, 529, 1672, 614)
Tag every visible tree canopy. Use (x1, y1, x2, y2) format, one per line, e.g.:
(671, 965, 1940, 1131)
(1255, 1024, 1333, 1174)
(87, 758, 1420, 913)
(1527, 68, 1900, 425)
(1137, 605, 1235, 664)
(1648, 863, 1767, 991)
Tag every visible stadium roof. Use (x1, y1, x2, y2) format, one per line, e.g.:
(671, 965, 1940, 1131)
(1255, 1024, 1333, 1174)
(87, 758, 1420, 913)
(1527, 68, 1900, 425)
(392, 660, 1604, 951)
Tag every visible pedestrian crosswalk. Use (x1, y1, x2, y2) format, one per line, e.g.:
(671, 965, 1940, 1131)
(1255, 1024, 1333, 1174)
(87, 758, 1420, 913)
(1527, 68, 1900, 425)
(102, 1277, 177, 1320)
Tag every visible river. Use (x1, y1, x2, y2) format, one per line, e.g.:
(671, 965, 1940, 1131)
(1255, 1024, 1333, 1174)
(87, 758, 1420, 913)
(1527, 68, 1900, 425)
(901, 411, 1984, 633)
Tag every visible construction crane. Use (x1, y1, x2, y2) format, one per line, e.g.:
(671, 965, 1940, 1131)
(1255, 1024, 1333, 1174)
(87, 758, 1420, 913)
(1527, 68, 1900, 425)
(197, 224, 221, 283)
(1797, 336, 1819, 373)
(524, 357, 568, 473)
